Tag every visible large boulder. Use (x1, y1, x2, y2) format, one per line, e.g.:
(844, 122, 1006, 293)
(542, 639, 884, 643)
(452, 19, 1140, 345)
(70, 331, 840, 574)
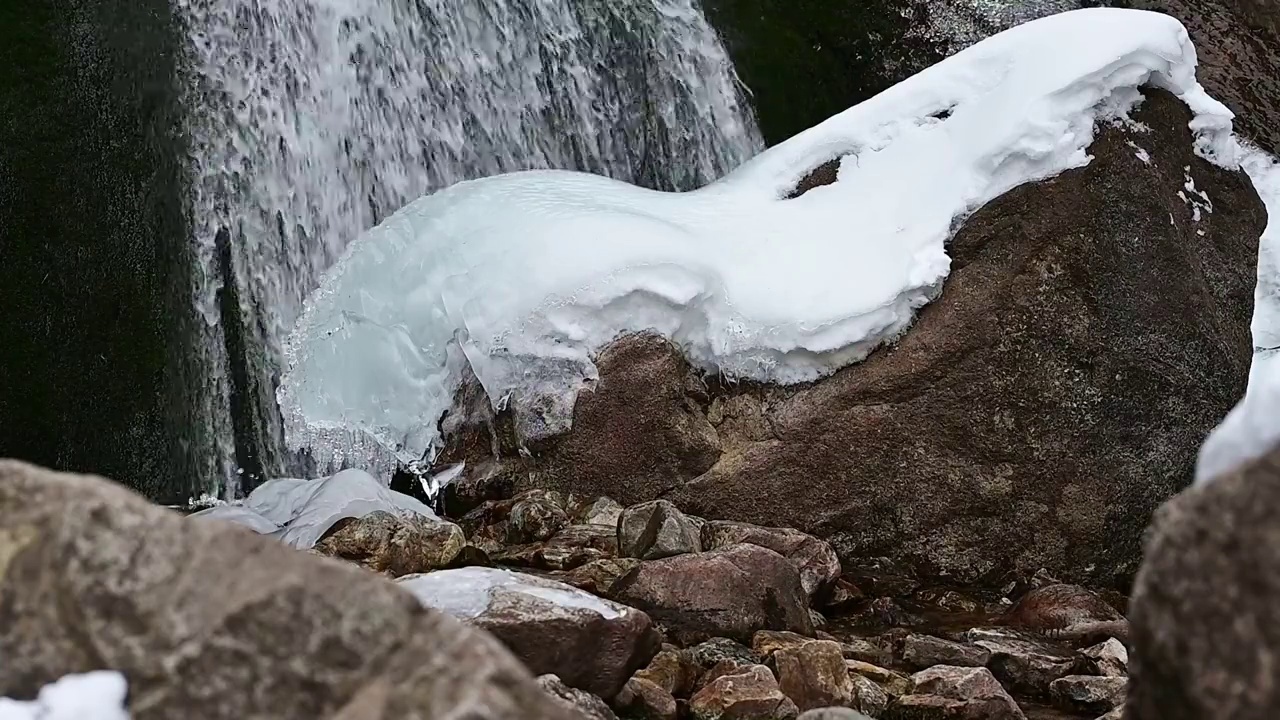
(445, 87, 1262, 585)
(1127, 444, 1280, 719)
(0, 460, 579, 720)
(398, 567, 661, 699)
(701, 521, 842, 601)
(611, 543, 814, 644)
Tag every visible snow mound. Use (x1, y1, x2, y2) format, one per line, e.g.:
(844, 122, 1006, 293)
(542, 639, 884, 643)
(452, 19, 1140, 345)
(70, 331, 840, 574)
(189, 468, 440, 548)
(1196, 149, 1280, 485)
(278, 8, 1236, 471)
(397, 567, 625, 620)
(0, 671, 129, 720)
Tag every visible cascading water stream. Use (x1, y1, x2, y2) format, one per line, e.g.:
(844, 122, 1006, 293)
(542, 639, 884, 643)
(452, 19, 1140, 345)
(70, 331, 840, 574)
(174, 0, 763, 496)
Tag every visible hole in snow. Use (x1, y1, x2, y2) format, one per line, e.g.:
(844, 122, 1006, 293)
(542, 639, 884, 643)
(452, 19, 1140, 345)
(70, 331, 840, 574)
(785, 157, 842, 199)
(929, 106, 955, 121)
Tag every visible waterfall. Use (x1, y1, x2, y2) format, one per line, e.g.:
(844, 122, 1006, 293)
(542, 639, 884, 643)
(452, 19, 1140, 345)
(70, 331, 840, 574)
(173, 0, 762, 497)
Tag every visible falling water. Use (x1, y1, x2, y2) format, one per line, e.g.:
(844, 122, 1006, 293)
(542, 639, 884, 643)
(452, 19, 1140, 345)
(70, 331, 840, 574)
(174, 0, 763, 496)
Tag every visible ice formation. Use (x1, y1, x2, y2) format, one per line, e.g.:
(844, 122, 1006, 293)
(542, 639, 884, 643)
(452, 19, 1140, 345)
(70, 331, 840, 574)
(1195, 150, 1280, 485)
(397, 567, 624, 620)
(278, 8, 1238, 471)
(0, 671, 129, 720)
(189, 468, 440, 548)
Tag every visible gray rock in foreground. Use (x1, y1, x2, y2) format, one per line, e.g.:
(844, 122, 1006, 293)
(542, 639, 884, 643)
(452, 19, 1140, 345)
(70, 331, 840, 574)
(0, 460, 580, 720)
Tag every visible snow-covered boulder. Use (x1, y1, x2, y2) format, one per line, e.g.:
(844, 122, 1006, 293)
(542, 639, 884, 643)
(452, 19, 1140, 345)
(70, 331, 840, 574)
(398, 567, 661, 699)
(442, 82, 1264, 587)
(0, 460, 578, 720)
(279, 9, 1267, 585)
(190, 468, 447, 550)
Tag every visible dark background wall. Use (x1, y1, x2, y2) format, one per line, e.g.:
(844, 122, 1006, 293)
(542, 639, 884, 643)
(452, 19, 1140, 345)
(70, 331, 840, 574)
(0, 0, 198, 501)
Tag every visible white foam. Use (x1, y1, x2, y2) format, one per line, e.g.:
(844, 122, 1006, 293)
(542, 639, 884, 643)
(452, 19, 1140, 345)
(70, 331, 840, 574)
(277, 9, 1236, 470)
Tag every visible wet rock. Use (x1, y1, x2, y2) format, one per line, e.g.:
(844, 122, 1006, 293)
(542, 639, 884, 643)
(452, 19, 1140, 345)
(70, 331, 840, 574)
(1049, 675, 1127, 713)
(537, 524, 619, 571)
(615, 676, 679, 720)
(0, 460, 579, 720)
(611, 543, 813, 645)
(894, 665, 1025, 720)
(1004, 584, 1129, 645)
(399, 567, 661, 699)
(634, 647, 699, 698)
(701, 520, 842, 600)
(774, 639, 855, 711)
(966, 629, 1076, 697)
(313, 510, 466, 576)
(849, 674, 889, 717)
(689, 665, 800, 720)
(1128, 446, 1280, 719)
(619, 500, 702, 560)
(538, 674, 620, 720)
(440, 460, 516, 518)
(902, 635, 990, 670)
(1079, 639, 1128, 677)
(553, 557, 642, 598)
(579, 497, 625, 527)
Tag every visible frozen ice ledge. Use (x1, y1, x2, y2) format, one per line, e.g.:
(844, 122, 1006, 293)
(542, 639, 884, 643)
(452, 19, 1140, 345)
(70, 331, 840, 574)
(278, 8, 1242, 474)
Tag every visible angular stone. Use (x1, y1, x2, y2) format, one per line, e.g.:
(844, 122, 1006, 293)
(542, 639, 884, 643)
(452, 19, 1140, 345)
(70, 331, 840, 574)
(689, 665, 800, 720)
(902, 635, 990, 670)
(896, 665, 1025, 720)
(0, 460, 578, 720)
(538, 674, 619, 720)
(399, 567, 661, 699)
(536, 524, 619, 571)
(552, 557, 641, 598)
(619, 500, 702, 560)
(699, 658, 761, 694)
(753, 630, 813, 661)
(1079, 639, 1128, 677)
(313, 510, 466, 576)
(702, 520, 842, 600)
(611, 543, 813, 645)
(577, 497, 625, 528)
(633, 647, 699, 698)
(849, 674, 889, 717)
(687, 637, 760, 673)
(613, 676, 678, 720)
(967, 629, 1076, 697)
(840, 639, 891, 667)
(1049, 675, 1127, 713)
(885, 692, 1024, 720)
(774, 640, 855, 711)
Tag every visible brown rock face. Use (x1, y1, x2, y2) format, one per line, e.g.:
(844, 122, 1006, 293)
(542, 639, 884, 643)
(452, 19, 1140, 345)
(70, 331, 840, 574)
(689, 665, 800, 720)
(1128, 445, 1280, 720)
(619, 500, 702, 560)
(611, 543, 814, 645)
(313, 511, 465, 576)
(773, 639, 856, 711)
(400, 568, 661, 700)
(0, 460, 578, 720)
(702, 521, 842, 601)
(441, 89, 1261, 586)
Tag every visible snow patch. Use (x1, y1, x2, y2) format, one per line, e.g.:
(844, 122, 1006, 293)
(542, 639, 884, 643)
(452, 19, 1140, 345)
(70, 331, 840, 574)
(1178, 166, 1214, 222)
(1196, 148, 1280, 484)
(189, 468, 441, 548)
(0, 672, 129, 720)
(397, 567, 625, 620)
(1127, 141, 1152, 165)
(277, 8, 1237, 471)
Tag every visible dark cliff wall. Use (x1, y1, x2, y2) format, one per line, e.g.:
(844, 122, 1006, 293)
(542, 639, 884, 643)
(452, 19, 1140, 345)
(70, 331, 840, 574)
(0, 0, 198, 501)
